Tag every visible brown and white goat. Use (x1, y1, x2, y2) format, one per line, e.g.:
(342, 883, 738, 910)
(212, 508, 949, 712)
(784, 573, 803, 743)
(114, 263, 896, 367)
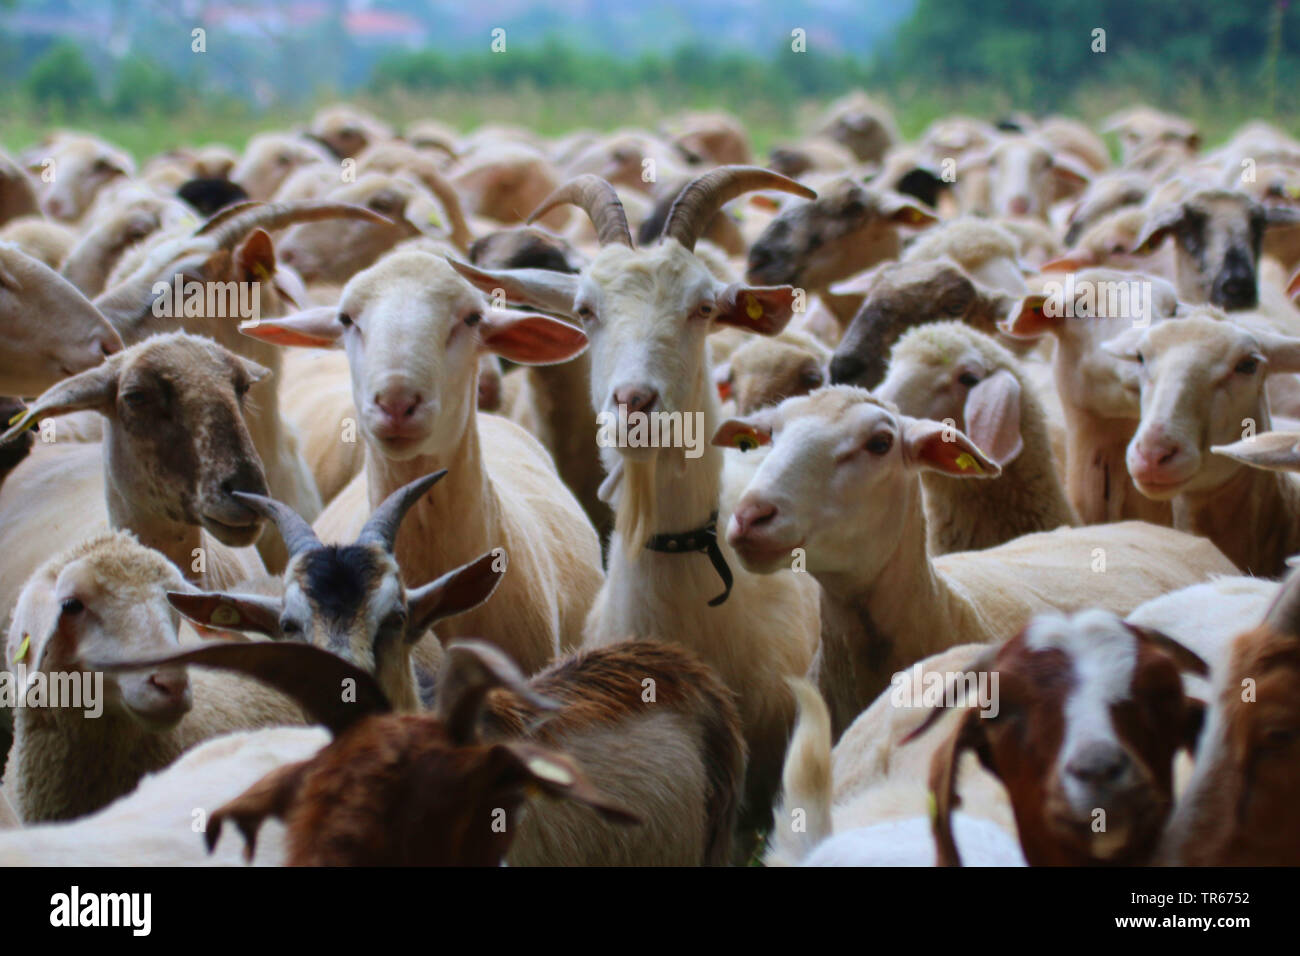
(907, 609, 1208, 866)
(1157, 569, 1300, 865)
(105, 636, 745, 866)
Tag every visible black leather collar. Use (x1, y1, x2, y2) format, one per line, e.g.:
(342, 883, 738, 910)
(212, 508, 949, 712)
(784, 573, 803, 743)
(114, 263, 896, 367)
(644, 511, 733, 607)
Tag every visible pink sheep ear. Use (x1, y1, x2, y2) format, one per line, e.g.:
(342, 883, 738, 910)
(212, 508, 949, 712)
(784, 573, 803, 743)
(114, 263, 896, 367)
(962, 369, 1023, 467)
(901, 418, 1001, 478)
(711, 417, 771, 451)
(240, 306, 343, 348)
(478, 309, 587, 365)
(715, 285, 796, 336)
(998, 292, 1055, 339)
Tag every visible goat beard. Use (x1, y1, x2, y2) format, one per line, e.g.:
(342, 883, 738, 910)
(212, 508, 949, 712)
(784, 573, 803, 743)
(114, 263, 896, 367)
(615, 456, 658, 557)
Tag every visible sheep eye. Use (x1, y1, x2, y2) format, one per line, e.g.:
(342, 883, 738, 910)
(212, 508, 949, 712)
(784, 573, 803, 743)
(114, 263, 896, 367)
(799, 368, 823, 388)
(695, 302, 716, 320)
(464, 312, 482, 328)
(576, 304, 596, 322)
(957, 371, 980, 388)
(1135, 352, 1145, 366)
(121, 390, 153, 408)
(1235, 356, 1260, 375)
(866, 433, 894, 455)
(338, 313, 353, 327)
(60, 597, 84, 616)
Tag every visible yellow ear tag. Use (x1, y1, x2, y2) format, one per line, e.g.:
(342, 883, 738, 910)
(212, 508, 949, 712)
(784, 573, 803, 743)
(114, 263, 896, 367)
(7, 409, 30, 429)
(13, 633, 29, 664)
(427, 210, 443, 228)
(954, 452, 983, 474)
(209, 605, 241, 628)
(927, 789, 938, 820)
(745, 296, 763, 321)
(734, 434, 759, 453)
(252, 262, 271, 282)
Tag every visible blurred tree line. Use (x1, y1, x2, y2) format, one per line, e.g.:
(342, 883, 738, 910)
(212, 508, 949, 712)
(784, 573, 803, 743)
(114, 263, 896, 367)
(8, 0, 1300, 124)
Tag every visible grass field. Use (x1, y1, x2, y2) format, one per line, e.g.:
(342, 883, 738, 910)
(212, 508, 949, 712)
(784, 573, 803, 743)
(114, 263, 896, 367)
(4, 79, 1300, 162)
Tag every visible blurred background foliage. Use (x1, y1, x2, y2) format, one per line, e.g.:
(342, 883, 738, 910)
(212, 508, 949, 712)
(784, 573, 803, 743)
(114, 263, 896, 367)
(1, 0, 1297, 156)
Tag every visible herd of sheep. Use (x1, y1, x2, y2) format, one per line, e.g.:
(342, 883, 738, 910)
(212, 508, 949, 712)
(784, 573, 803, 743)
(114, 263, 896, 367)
(0, 92, 1296, 866)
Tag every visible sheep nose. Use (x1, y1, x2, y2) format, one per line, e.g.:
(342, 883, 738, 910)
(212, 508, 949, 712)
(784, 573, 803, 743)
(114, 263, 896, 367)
(148, 669, 188, 701)
(829, 352, 866, 386)
(97, 333, 123, 358)
(613, 385, 657, 415)
(733, 500, 776, 535)
(1135, 427, 1183, 467)
(1066, 741, 1130, 786)
(375, 388, 423, 421)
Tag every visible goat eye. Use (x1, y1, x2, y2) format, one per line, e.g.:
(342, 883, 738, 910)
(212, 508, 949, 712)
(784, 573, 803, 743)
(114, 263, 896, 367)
(1235, 356, 1259, 375)
(121, 390, 153, 408)
(1135, 352, 1145, 367)
(799, 368, 823, 388)
(695, 302, 717, 320)
(338, 313, 353, 327)
(866, 433, 894, 455)
(576, 304, 595, 321)
(381, 611, 407, 632)
(464, 312, 482, 327)
(957, 371, 980, 388)
(279, 618, 302, 636)
(60, 598, 84, 616)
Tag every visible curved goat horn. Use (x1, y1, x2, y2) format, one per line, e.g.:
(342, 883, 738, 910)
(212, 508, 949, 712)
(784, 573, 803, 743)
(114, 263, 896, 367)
(358, 470, 448, 551)
(663, 166, 815, 251)
(198, 200, 395, 251)
(232, 491, 321, 558)
(527, 175, 632, 248)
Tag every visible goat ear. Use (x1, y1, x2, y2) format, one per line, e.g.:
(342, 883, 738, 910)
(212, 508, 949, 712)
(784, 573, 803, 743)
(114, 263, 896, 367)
(408, 551, 505, 640)
(925, 709, 985, 867)
(715, 285, 796, 336)
(236, 229, 276, 283)
(436, 640, 560, 745)
(497, 741, 641, 825)
(1050, 153, 1093, 193)
(880, 194, 939, 228)
(166, 590, 282, 639)
(999, 292, 1055, 339)
(0, 359, 120, 443)
(901, 417, 1001, 479)
(1040, 251, 1096, 272)
(1212, 431, 1300, 473)
(963, 369, 1023, 467)
(445, 258, 581, 317)
(1100, 326, 1145, 360)
(1124, 622, 1210, 676)
(1252, 328, 1300, 374)
(478, 310, 587, 365)
(240, 306, 343, 348)
(1130, 205, 1185, 255)
(711, 416, 772, 451)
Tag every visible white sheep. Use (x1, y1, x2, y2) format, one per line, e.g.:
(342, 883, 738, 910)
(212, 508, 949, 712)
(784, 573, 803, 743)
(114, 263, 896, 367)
(877, 321, 1077, 553)
(1, 531, 303, 823)
(714, 386, 1238, 737)
(243, 250, 604, 677)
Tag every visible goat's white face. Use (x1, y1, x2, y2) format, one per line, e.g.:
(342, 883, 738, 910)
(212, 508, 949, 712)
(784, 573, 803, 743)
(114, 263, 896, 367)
(244, 251, 587, 462)
(1108, 315, 1300, 499)
(580, 242, 720, 431)
(714, 387, 997, 581)
(338, 255, 484, 460)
